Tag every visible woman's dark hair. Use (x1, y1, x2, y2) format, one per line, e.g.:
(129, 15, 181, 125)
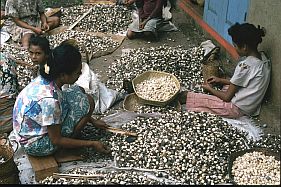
(228, 22, 265, 48)
(29, 34, 51, 55)
(39, 44, 82, 81)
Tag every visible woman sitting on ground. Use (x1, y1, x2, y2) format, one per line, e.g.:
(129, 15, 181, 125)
(13, 44, 110, 156)
(177, 22, 270, 119)
(126, 0, 166, 41)
(5, 0, 60, 49)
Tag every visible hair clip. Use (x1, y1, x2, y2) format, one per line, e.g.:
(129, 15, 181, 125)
(44, 63, 50, 74)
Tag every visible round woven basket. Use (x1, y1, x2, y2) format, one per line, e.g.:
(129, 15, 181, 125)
(123, 93, 181, 112)
(0, 140, 20, 184)
(227, 148, 280, 185)
(132, 71, 181, 107)
(202, 64, 219, 82)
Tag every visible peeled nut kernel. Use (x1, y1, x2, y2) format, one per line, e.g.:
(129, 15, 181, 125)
(232, 151, 280, 185)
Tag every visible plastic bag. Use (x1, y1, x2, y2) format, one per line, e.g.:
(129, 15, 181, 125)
(222, 116, 263, 141)
(63, 62, 124, 114)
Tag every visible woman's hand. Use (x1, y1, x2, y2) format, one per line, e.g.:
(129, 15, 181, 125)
(32, 27, 43, 34)
(139, 21, 145, 30)
(125, 0, 135, 5)
(92, 141, 111, 154)
(139, 20, 147, 30)
(202, 81, 213, 92)
(206, 76, 221, 84)
(90, 118, 109, 130)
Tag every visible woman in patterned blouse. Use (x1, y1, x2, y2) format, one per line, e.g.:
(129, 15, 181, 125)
(13, 44, 110, 156)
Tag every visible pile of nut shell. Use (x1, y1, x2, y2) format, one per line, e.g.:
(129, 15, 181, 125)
(47, 30, 120, 58)
(61, 4, 132, 34)
(40, 108, 281, 185)
(1, 44, 37, 90)
(106, 45, 205, 93)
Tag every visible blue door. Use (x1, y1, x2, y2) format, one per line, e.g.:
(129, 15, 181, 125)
(203, 0, 249, 43)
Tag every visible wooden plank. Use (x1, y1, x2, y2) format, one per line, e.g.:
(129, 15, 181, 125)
(68, 7, 93, 30)
(105, 126, 138, 137)
(27, 154, 58, 181)
(84, 0, 115, 5)
(54, 148, 83, 163)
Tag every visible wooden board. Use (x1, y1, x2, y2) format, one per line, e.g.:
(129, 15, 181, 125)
(27, 154, 58, 181)
(68, 7, 93, 30)
(84, 0, 115, 5)
(54, 148, 83, 163)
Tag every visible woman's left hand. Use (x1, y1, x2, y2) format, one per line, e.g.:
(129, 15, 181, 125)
(202, 82, 213, 92)
(90, 118, 109, 130)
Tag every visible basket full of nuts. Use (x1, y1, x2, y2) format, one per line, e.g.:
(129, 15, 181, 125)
(228, 148, 280, 185)
(132, 71, 181, 107)
(123, 93, 182, 111)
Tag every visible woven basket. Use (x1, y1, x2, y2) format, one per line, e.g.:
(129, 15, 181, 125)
(132, 71, 181, 107)
(227, 148, 280, 185)
(202, 64, 219, 82)
(0, 140, 20, 184)
(45, 8, 62, 17)
(123, 93, 181, 112)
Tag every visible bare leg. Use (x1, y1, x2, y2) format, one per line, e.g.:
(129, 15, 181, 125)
(21, 33, 33, 49)
(72, 94, 95, 138)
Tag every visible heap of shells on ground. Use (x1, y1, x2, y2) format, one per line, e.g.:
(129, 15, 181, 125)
(41, 27, 280, 185)
(1, 3, 279, 185)
(1, 4, 131, 90)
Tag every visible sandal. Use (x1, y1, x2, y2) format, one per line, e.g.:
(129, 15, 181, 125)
(122, 79, 134, 94)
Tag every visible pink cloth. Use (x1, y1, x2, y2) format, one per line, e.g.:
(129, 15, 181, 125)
(186, 92, 243, 119)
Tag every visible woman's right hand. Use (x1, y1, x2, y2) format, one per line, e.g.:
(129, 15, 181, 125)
(33, 27, 43, 35)
(92, 141, 111, 154)
(207, 76, 221, 84)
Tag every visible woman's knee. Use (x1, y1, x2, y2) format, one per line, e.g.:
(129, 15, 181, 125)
(47, 16, 61, 29)
(126, 30, 135, 39)
(21, 33, 32, 49)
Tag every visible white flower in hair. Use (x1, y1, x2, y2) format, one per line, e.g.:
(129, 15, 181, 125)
(44, 63, 50, 74)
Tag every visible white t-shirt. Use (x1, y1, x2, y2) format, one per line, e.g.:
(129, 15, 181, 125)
(230, 52, 271, 116)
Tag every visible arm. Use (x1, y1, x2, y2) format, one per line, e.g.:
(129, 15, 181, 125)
(47, 124, 110, 154)
(147, 0, 164, 20)
(139, 0, 163, 29)
(1, 10, 6, 19)
(39, 12, 49, 32)
(12, 17, 42, 34)
(207, 76, 232, 85)
(202, 82, 238, 102)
